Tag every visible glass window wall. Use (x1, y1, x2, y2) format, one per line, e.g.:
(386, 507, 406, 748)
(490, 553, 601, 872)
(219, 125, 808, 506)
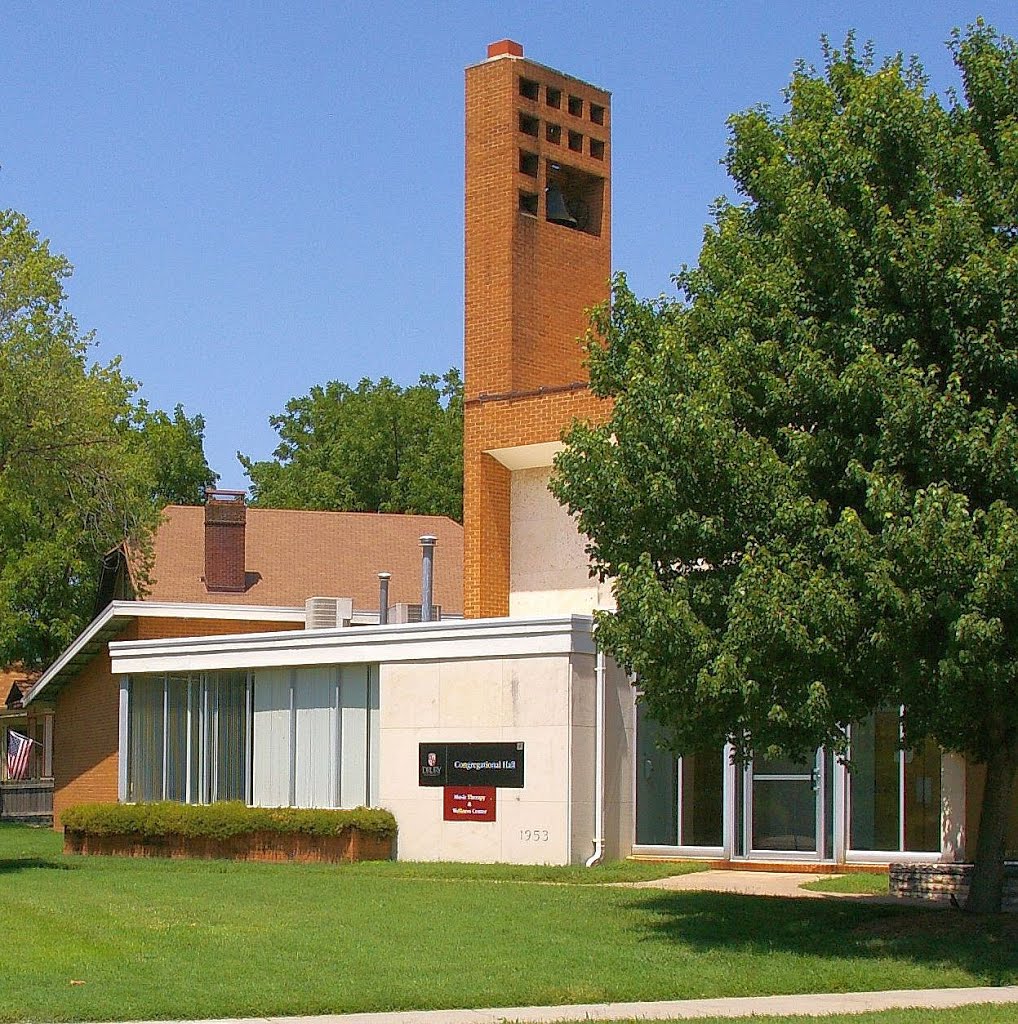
(126, 675, 164, 802)
(250, 665, 378, 809)
(125, 666, 378, 810)
(635, 702, 944, 860)
(635, 704, 724, 849)
(126, 671, 248, 805)
(848, 709, 941, 854)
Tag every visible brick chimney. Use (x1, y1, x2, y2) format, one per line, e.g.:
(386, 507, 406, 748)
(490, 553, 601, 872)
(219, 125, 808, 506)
(204, 490, 247, 592)
(487, 39, 523, 59)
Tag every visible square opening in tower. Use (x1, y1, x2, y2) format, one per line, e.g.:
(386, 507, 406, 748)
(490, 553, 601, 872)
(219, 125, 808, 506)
(545, 162, 604, 237)
(519, 112, 539, 137)
(519, 77, 539, 101)
(519, 190, 539, 216)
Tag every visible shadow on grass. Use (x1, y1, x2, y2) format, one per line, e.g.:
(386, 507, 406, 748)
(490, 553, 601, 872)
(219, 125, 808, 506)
(637, 890, 1018, 985)
(0, 857, 74, 873)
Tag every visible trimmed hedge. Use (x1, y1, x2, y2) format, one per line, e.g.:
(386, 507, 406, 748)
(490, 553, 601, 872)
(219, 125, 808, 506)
(61, 802, 397, 841)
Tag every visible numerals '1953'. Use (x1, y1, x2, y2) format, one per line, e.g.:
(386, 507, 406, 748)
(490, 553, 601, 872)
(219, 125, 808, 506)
(520, 828, 549, 842)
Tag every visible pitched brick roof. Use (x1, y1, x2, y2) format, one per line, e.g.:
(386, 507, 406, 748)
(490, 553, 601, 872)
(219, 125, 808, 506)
(2, 666, 36, 708)
(142, 506, 463, 613)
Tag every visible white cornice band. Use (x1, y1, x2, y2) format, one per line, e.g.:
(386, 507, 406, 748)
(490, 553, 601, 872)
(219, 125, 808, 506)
(109, 615, 596, 675)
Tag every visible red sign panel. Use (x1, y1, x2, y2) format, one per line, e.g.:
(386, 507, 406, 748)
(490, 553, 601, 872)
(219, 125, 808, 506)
(443, 785, 496, 822)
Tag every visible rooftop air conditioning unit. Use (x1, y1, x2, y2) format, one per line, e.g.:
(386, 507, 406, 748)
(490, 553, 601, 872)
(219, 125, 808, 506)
(304, 597, 353, 629)
(388, 603, 442, 624)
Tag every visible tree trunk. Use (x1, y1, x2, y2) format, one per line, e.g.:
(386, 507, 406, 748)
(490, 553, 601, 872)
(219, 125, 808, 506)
(965, 741, 1018, 914)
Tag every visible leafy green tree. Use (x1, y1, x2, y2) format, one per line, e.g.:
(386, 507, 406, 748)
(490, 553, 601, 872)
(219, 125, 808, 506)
(0, 209, 216, 667)
(132, 402, 217, 507)
(240, 369, 463, 521)
(552, 24, 1018, 912)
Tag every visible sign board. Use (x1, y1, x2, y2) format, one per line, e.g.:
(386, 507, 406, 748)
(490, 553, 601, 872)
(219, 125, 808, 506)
(443, 785, 496, 822)
(419, 742, 525, 788)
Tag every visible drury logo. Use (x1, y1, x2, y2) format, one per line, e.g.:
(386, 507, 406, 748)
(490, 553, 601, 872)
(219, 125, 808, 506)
(421, 750, 442, 777)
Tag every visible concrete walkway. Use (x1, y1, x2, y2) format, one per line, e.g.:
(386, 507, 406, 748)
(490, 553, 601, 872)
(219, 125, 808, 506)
(616, 869, 835, 897)
(616, 868, 942, 907)
(117, 986, 1018, 1024)
(610, 864, 958, 913)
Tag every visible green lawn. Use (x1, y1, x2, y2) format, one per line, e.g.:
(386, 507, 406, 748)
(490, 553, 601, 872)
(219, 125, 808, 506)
(2, 824, 1016, 1023)
(802, 872, 891, 895)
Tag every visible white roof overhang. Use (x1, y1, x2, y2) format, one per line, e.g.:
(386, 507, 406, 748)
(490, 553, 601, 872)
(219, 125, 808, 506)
(486, 441, 564, 471)
(24, 601, 305, 706)
(108, 615, 596, 677)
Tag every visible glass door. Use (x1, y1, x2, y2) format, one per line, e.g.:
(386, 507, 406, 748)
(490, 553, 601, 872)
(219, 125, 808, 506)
(634, 705, 726, 852)
(746, 752, 824, 858)
(635, 711, 678, 845)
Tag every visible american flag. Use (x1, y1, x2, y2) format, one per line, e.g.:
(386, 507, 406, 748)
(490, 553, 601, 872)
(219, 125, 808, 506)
(6, 730, 36, 781)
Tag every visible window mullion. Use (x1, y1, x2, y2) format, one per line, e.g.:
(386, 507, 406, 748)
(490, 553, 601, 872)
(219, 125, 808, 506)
(161, 676, 169, 801)
(898, 706, 906, 853)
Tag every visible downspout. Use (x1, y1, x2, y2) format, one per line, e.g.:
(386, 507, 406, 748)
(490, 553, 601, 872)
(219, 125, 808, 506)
(586, 649, 606, 867)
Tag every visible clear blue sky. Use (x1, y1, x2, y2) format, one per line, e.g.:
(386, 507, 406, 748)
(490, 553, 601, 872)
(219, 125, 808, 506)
(3, 2, 1014, 490)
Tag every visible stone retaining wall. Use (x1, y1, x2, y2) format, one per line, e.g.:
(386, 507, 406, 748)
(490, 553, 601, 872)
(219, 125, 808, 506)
(63, 827, 394, 863)
(890, 862, 1018, 911)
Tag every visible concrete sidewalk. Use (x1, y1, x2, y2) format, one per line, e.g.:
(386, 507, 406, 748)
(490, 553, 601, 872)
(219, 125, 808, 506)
(616, 870, 840, 897)
(615, 869, 942, 908)
(116, 986, 1018, 1024)
(610, 868, 946, 909)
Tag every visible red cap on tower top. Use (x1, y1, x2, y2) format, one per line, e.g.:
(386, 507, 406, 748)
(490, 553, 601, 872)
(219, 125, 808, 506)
(487, 39, 524, 59)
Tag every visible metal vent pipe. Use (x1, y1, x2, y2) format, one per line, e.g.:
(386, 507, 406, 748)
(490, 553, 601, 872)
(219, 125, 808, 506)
(378, 572, 391, 625)
(420, 535, 437, 623)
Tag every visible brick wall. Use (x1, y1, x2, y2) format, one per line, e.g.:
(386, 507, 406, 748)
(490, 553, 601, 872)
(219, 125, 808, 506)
(52, 616, 300, 827)
(131, 618, 300, 642)
(464, 387, 609, 617)
(463, 47, 612, 616)
(53, 635, 124, 827)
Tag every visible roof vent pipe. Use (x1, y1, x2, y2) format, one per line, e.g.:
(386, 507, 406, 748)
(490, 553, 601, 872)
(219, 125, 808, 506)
(420, 535, 437, 623)
(378, 572, 391, 625)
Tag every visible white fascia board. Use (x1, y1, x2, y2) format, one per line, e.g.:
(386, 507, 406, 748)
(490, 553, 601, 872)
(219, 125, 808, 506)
(24, 600, 306, 705)
(109, 615, 596, 676)
(486, 441, 564, 471)
(25, 601, 127, 705)
(129, 601, 306, 622)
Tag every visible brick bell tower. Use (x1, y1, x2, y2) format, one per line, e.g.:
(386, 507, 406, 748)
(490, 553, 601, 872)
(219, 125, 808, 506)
(463, 40, 612, 618)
